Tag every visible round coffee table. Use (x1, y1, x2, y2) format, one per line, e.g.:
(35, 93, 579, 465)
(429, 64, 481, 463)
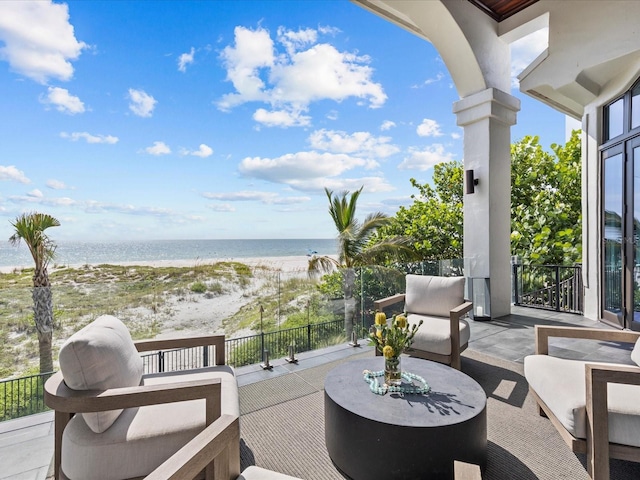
(324, 357, 486, 480)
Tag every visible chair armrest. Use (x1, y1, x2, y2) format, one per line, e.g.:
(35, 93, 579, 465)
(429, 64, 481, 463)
(450, 301, 473, 319)
(585, 363, 640, 479)
(373, 293, 405, 312)
(135, 334, 226, 366)
(145, 414, 240, 480)
(534, 326, 640, 355)
(45, 370, 222, 419)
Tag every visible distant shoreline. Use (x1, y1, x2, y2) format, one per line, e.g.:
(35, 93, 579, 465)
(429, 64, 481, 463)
(0, 255, 326, 275)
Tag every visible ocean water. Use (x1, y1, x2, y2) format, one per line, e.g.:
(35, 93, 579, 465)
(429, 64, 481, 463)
(0, 238, 338, 268)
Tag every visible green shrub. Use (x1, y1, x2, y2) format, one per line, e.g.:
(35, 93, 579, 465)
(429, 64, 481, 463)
(190, 281, 207, 293)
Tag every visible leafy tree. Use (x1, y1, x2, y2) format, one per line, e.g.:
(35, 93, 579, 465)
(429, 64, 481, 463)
(375, 132, 581, 266)
(309, 187, 416, 339)
(374, 161, 464, 260)
(9, 212, 60, 373)
(510, 131, 581, 265)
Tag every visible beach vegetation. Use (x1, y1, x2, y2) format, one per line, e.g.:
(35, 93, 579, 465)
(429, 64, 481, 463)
(9, 212, 60, 374)
(309, 187, 417, 340)
(190, 281, 207, 293)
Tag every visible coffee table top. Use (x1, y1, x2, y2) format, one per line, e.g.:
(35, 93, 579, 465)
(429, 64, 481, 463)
(324, 356, 486, 428)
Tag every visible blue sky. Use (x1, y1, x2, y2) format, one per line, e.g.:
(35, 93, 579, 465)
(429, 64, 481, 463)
(0, 0, 567, 243)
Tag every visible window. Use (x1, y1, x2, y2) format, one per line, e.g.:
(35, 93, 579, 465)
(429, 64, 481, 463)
(632, 83, 640, 130)
(605, 98, 624, 141)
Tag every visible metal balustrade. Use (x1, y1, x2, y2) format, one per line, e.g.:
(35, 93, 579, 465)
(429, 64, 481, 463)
(513, 263, 583, 314)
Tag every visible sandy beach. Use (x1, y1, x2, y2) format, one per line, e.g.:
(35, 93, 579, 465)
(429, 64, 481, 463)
(1, 255, 336, 369)
(0, 255, 317, 274)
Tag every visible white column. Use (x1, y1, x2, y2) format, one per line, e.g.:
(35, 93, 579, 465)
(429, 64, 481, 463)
(453, 88, 520, 318)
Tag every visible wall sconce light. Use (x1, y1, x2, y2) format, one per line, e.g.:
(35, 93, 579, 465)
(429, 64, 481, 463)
(465, 169, 479, 194)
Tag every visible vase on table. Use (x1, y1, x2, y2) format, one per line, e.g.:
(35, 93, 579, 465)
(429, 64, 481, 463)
(384, 355, 401, 386)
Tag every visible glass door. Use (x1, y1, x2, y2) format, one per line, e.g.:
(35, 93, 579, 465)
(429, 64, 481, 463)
(632, 143, 640, 328)
(603, 151, 624, 327)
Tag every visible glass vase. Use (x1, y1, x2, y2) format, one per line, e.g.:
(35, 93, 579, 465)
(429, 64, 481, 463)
(384, 355, 401, 386)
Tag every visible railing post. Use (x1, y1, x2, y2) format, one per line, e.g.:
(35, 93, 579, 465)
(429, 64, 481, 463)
(307, 323, 312, 351)
(203, 345, 209, 368)
(555, 265, 561, 312)
(158, 351, 164, 373)
(513, 263, 520, 306)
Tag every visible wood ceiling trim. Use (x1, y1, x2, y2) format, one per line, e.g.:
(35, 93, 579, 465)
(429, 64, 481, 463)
(467, 0, 539, 22)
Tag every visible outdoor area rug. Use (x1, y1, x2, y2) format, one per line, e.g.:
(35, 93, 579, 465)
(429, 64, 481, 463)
(238, 349, 640, 479)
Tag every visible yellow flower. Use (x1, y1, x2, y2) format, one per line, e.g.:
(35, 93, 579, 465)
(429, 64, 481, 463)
(375, 312, 387, 325)
(395, 315, 407, 329)
(376, 328, 383, 339)
(383, 345, 395, 358)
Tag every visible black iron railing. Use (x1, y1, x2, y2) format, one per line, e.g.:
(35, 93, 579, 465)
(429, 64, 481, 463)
(513, 263, 583, 314)
(0, 371, 53, 422)
(1, 319, 347, 421)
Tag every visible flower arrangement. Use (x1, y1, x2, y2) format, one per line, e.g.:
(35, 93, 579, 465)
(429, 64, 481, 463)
(368, 312, 423, 385)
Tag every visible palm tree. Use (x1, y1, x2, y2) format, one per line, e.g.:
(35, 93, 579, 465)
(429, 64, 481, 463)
(9, 212, 60, 373)
(309, 187, 416, 340)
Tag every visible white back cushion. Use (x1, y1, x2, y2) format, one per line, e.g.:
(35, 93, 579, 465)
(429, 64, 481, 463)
(405, 275, 465, 317)
(632, 337, 640, 367)
(59, 315, 143, 433)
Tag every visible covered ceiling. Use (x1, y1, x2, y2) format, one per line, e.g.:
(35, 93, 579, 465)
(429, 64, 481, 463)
(467, 0, 539, 21)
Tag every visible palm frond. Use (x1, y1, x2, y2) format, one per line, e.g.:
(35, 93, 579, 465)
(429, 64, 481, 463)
(307, 255, 340, 278)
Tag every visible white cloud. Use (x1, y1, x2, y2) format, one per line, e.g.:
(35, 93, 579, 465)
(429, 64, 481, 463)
(253, 108, 311, 128)
(144, 141, 171, 155)
(60, 131, 118, 144)
(277, 26, 317, 55)
(46, 179, 68, 190)
(399, 144, 456, 171)
(128, 88, 157, 117)
(308, 129, 399, 158)
(510, 28, 548, 87)
(0, 165, 30, 183)
(239, 151, 369, 184)
(0, 0, 87, 84)
(218, 26, 275, 110)
(217, 26, 386, 126)
(203, 190, 310, 205)
(27, 189, 43, 198)
(188, 144, 213, 158)
(178, 47, 195, 72)
(84, 200, 173, 216)
(42, 87, 85, 114)
(206, 203, 236, 212)
(313, 176, 393, 193)
(416, 118, 443, 137)
(380, 120, 396, 131)
(415, 72, 445, 88)
(451, 132, 462, 140)
(8, 193, 76, 206)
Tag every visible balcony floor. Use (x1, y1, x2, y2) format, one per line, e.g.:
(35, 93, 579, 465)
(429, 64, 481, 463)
(2, 306, 639, 479)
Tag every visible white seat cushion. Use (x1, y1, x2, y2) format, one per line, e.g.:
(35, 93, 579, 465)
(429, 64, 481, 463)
(405, 275, 465, 317)
(58, 315, 143, 433)
(407, 313, 470, 356)
(237, 466, 302, 480)
(62, 365, 238, 480)
(524, 354, 640, 446)
(632, 337, 640, 366)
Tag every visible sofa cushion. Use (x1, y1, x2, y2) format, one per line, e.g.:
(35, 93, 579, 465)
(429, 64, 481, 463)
(407, 313, 470, 356)
(524, 354, 640, 447)
(61, 365, 239, 480)
(405, 275, 465, 318)
(58, 315, 143, 433)
(631, 337, 640, 367)
(237, 466, 302, 480)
